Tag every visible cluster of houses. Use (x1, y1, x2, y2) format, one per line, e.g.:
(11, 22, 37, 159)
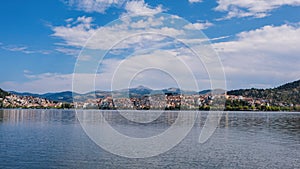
(74, 93, 223, 110)
(1, 94, 63, 108)
(1, 92, 297, 110)
(73, 93, 297, 111)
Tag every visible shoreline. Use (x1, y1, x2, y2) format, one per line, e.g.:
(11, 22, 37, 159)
(1, 108, 299, 112)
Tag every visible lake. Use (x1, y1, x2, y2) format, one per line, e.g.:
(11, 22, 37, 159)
(0, 109, 299, 168)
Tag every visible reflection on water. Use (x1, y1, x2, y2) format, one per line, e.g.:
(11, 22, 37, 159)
(0, 109, 77, 124)
(0, 109, 299, 168)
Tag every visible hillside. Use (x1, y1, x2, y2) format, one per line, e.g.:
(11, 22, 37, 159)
(10, 91, 79, 103)
(228, 80, 300, 105)
(0, 88, 10, 98)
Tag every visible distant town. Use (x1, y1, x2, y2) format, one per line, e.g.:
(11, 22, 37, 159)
(72, 93, 299, 111)
(1, 79, 300, 111)
(0, 94, 70, 109)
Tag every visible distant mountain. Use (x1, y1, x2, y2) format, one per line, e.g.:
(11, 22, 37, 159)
(114, 86, 190, 97)
(162, 87, 181, 95)
(7, 86, 227, 103)
(198, 89, 226, 95)
(41, 91, 78, 103)
(130, 86, 198, 96)
(199, 89, 211, 95)
(10, 91, 79, 103)
(228, 80, 300, 105)
(9, 91, 40, 97)
(129, 85, 152, 96)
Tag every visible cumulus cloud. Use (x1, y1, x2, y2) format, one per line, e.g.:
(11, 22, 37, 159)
(51, 15, 187, 50)
(51, 16, 96, 48)
(6, 20, 299, 92)
(123, 0, 164, 16)
(49, 13, 225, 92)
(183, 21, 213, 30)
(130, 16, 164, 28)
(65, 0, 126, 13)
(215, 0, 300, 19)
(64, 0, 165, 17)
(213, 23, 300, 89)
(214, 23, 300, 55)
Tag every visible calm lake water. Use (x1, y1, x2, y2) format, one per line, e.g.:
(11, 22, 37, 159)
(0, 109, 299, 169)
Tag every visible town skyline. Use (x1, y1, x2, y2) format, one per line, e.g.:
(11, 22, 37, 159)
(1, 79, 299, 111)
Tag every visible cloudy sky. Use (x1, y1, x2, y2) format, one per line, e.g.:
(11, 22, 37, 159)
(1, 0, 300, 93)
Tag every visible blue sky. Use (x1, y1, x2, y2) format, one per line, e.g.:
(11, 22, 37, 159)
(1, 0, 300, 93)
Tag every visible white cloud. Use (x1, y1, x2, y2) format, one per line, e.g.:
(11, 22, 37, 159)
(49, 14, 225, 92)
(1, 44, 51, 55)
(78, 55, 93, 61)
(209, 35, 230, 42)
(23, 70, 32, 74)
(3, 46, 28, 52)
(75, 16, 93, 26)
(24, 21, 300, 93)
(51, 16, 96, 48)
(184, 21, 213, 30)
(65, 0, 125, 13)
(65, 18, 73, 23)
(188, 0, 203, 3)
(214, 23, 300, 54)
(55, 47, 80, 56)
(64, 0, 165, 17)
(215, 0, 300, 19)
(213, 23, 300, 89)
(130, 16, 164, 28)
(123, 0, 164, 17)
(51, 15, 185, 50)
